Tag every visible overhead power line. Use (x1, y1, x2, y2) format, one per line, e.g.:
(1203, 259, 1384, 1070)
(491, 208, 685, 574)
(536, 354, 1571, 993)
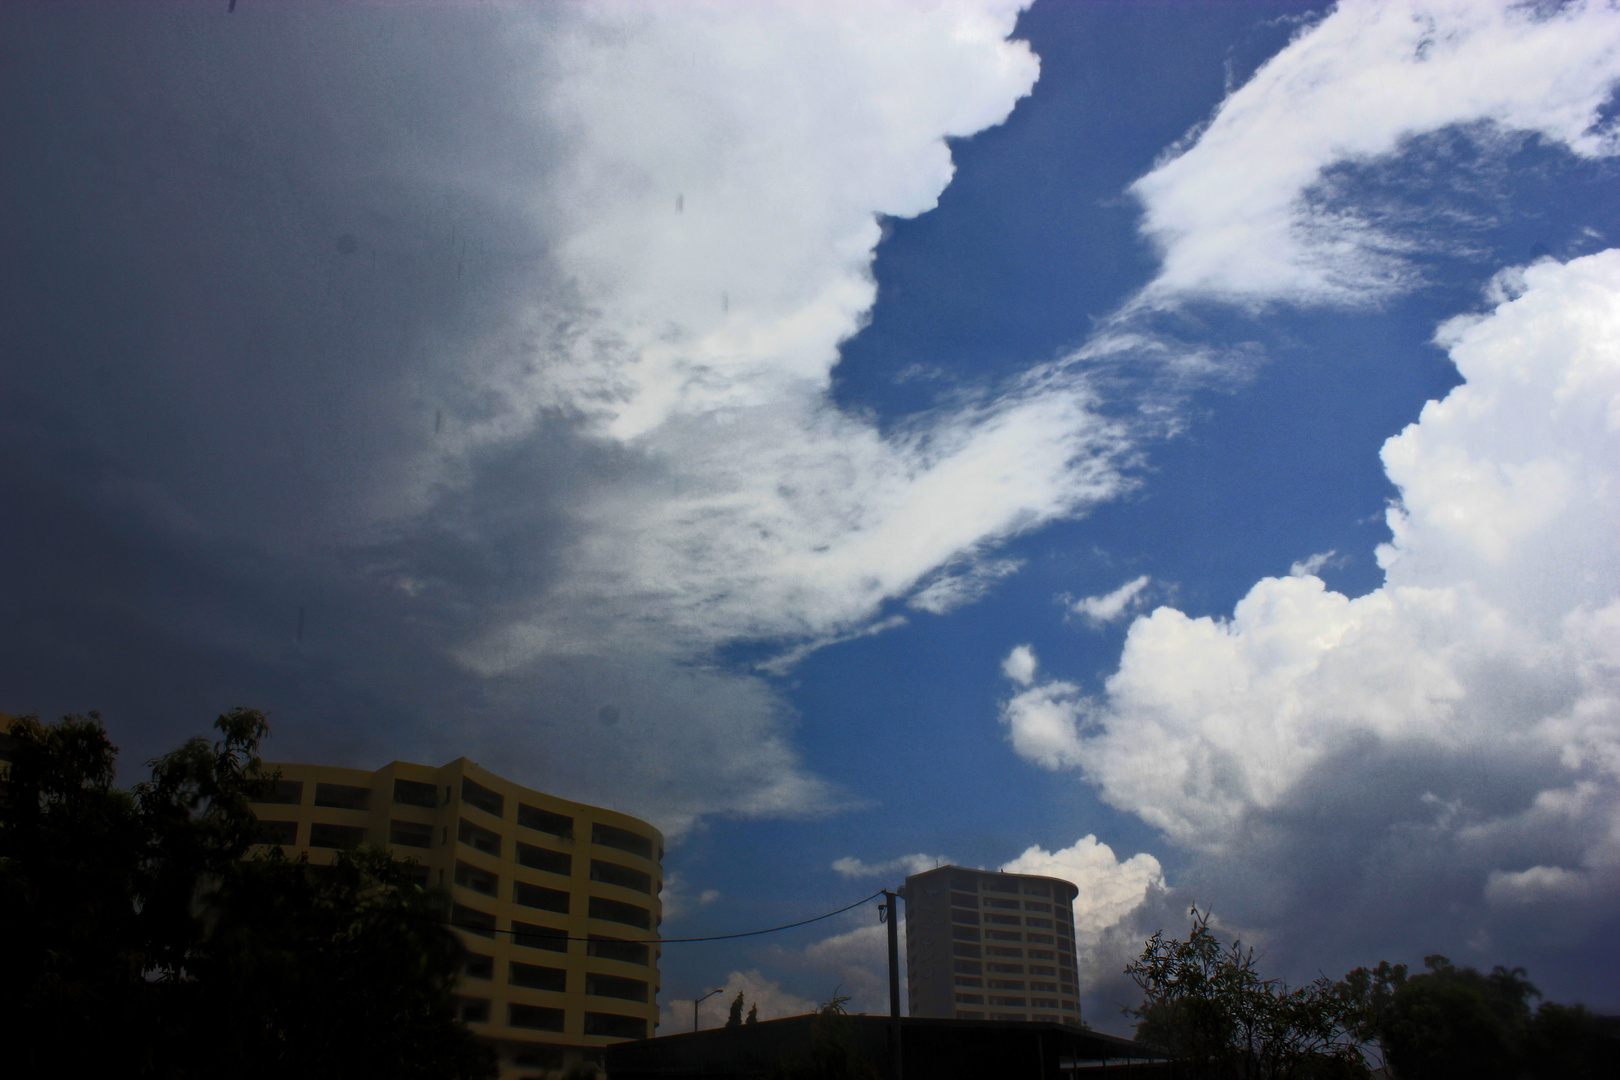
(451, 889, 887, 945)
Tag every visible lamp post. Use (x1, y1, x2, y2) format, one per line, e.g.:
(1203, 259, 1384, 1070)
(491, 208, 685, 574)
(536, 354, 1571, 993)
(694, 987, 725, 1033)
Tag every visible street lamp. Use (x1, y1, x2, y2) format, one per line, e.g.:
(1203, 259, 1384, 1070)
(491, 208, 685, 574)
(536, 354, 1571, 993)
(694, 987, 725, 1033)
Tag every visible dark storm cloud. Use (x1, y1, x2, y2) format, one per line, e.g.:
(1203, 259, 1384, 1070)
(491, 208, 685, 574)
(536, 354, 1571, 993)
(0, 4, 570, 546)
(1180, 738, 1620, 1003)
(0, 5, 591, 769)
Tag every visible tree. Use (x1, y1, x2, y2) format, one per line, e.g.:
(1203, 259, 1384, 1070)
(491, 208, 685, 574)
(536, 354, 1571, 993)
(0, 710, 495, 1079)
(1368, 955, 1619, 1080)
(727, 989, 747, 1027)
(747, 1002, 760, 1025)
(1126, 907, 1368, 1080)
(769, 991, 883, 1080)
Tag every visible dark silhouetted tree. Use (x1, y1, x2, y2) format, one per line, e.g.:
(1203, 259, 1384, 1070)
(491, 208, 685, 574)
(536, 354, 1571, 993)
(727, 989, 747, 1027)
(0, 710, 495, 1079)
(1126, 907, 1368, 1080)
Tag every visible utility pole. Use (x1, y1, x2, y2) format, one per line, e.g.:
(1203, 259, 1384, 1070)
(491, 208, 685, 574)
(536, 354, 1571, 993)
(881, 889, 903, 1080)
(694, 987, 724, 1033)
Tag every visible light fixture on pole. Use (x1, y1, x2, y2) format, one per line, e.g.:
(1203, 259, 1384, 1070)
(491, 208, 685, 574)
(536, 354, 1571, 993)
(694, 987, 725, 1033)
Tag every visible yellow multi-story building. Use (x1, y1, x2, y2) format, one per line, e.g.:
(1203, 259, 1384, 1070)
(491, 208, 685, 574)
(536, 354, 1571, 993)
(248, 756, 663, 1077)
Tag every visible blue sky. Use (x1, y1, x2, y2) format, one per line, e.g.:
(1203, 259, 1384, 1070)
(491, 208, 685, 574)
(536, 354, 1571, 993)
(4, 0, 1620, 1032)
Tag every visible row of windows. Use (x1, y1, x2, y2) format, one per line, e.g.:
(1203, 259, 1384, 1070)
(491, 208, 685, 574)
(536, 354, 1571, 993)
(949, 942, 1075, 965)
(450, 892, 651, 934)
(949, 907, 1060, 930)
(448, 906, 653, 966)
(459, 817, 655, 873)
(459, 957, 651, 1003)
(255, 819, 655, 897)
(455, 1001, 646, 1040)
(949, 892, 1063, 916)
(250, 778, 657, 860)
(945, 872, 1057, 897)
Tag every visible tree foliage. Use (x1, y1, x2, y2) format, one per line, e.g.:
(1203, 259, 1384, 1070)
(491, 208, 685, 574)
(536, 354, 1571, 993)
(0, 710, 495, 1079)
(768, 991, 883, 1080)
(1356, 955, 1620, 1080)
(1129, 912, 1619, 1080)
(1126, 907, 1368, 1080)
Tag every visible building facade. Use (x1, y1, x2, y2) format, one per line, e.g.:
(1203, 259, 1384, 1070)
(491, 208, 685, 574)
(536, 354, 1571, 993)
(904, 865, 1082, 1026)
(248, 756, 663, 1077)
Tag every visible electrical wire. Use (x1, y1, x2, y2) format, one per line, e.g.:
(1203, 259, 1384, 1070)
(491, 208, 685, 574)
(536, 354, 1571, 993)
(452, 889, 886, 945)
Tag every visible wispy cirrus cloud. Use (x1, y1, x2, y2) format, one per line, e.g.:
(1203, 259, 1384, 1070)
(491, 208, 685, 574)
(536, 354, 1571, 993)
(1129, 0, 1620, 309)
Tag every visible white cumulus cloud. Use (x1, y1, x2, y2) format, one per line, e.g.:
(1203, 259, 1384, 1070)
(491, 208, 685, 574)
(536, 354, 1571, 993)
(1068, 575, 1153, 627)
(832, 854, 950, 880)
(1001, 834, 1166, 943)
(1003, 252, 1620, 929)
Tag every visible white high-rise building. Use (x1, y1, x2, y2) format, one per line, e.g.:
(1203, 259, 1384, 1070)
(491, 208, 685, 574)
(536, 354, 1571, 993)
(904, 865, 1081, 1025)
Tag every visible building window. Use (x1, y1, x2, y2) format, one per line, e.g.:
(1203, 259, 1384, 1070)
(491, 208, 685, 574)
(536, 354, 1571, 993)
(255, 820, 297, 845)
(989, 980, 1025, 990)
(1024, 901, 1051, 912)
(953, 960, 982, 974)
(1025, 933, 1054, 944)
(983, 877, 1020, 894)
(464, 953, 494, 980)
(985, 946, 1022, 958)
(953, 976, 982, 988)
(949, 891, 978, 908)
(392, 778, 438, 808)
(947, 871, 978, 891)
(985, 930, 1022, 942)
(1029, 965, 1056, 976)
(458, 818, 500, 856)
(586, 973, 649, 1003)
(515, 880, 570, 914)
(1022, 884, 1050, 896)
(584, 1012, 647, 1040)
(401, 864, 429, 890)
(517, 841, 572, 877)
(452, 904, 496, 938)
(509, 961, 567, 992)
(454, 860, 498, 897)
(989, 996, 1027, 1007)
(1031, 997, 1060, 1008)
(957, 1011, 984, 1020)
(461, 778, 504, 818)
(513, 921, 568, 952)
(950, 908, 981, 925)
(950, 943, 981, 959)
(990, 1012, 1026, 1022)
(587, 935, 650, 966)
(588, 896, 650, 930)
(457, 998, 490, 1024)
(1025, 918, 1053, 929)
(1062, 1000, 1078, 1012)
(950, 925, 981, 942)
(987, 963, 1023, 974)
(390, 820, 433, 848)
(252, 780, 303, 805)
(590, 858, 652, 894)
(510, 1004, 566, 1031)
(1031, 981, 1059, 992)
(518, 803, 574, 839)
(1027, 949, 1055, 960)
(591, 822, 654, 860)
(309, 822, 366, 849)
(984, 897, 1020, 909)
(313, 783, 370, 811)
(984, 913, 1020, 925)
(954, 993, 984, 1005)
(1061, 983, 1077, 996)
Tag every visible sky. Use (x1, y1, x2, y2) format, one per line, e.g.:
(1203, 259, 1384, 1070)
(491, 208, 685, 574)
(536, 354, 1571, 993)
(4, 0, 1619, 1035)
